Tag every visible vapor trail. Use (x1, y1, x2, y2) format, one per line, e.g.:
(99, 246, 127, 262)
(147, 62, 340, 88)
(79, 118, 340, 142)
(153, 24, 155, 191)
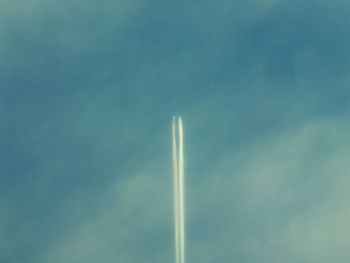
(178, 117, 185, 263)
(172, 116, 185, 263)
(172, 117, 180, 263)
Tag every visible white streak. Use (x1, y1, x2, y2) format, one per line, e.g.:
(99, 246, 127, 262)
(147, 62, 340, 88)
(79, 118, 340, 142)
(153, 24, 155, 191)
(172, 116, 185, 263)
(178, 117, 185, 263)
(172, 117, 180, 263)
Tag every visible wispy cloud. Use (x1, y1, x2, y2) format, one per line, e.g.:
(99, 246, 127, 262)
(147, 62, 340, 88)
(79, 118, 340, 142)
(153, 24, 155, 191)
(1, 0, 350, 262)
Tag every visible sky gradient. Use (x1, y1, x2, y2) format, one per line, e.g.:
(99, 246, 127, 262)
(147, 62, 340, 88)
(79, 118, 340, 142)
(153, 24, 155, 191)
(1, 0, 350, 262)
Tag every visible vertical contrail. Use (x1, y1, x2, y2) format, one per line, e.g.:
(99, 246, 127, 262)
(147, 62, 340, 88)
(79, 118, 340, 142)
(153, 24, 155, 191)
(172, 117, 180, 263)
(172, 116, 185, 263)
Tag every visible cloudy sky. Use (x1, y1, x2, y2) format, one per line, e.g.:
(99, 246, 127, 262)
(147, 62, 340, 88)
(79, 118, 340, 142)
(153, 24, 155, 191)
(1, 0, 350, 262)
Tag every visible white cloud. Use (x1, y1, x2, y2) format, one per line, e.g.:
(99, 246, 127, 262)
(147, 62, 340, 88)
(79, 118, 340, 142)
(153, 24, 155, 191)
(40, 160, 173, 263)
(188, 116, 350, 262)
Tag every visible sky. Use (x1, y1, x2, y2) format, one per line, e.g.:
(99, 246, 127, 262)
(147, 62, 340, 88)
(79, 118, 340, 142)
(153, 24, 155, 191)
(1, 0, 350, 262)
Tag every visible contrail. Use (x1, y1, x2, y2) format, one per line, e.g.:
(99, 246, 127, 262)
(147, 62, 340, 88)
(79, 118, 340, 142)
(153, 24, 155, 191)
(172, 116, 185, 263)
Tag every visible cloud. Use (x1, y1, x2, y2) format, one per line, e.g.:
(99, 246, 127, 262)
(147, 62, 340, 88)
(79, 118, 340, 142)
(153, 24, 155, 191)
(25, 112, 350, 263)
(188, 116, 350, 262)
(1, 0, 350, 262)
(39, 161, 173, 263)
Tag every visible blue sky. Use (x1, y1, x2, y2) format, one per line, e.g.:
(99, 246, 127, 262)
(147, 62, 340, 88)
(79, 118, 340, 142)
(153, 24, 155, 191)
(1, 0, 350, 262)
